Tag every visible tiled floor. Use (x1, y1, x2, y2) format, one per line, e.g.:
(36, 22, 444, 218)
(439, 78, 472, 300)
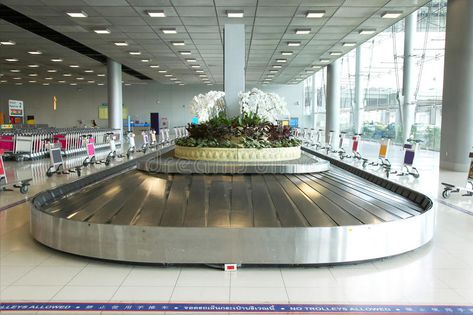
(1, 141, 473, 313)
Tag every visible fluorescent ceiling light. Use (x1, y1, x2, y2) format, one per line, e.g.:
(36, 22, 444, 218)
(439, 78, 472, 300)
(164, 74, 173, 77)
(342, 42, 356, 47)
(94, 29, 111, 34)
(269, 70, 278, 73)
(171, 41, 185, 46)
(281, 51, 293, 56)
(267, 75, 275, 78)
(58, 80, 66, 83)
(5, 58, 18, 62)
(97, 74, 105, 77)
(84, 69, 94, 73)
(47, 69, 57, 73)
(158, 70, 167, 73)
(170, 78, 178, 81)
(69, 65, 80, 68)
(146, 10, 165, 17)
(129, 51, 142, 55)
(312, 65, 321, 69)
(305, 70, 314, 73)
(63, 73, 72, 77)
(264, 78, 272, 81)
(88, 80, 95, 83)
(125, 83, 131, 86)
(272, 65, 282, 69)
(199, 74, 207, 77)
(287, 41, 301, 47)
(42, 83, 50, 86)
(226, 10, 244, 18)
(359, 29, 375, 35)
(161, 28, 177, 34)
(195, 70, 204, 73)
(15, 83, 23, 85)
(179, 83, 185, 86)
(76, 77, 84, 80)
(28, 74, 38, 77)
(51, 58, 63, 62)
(381, 11, 402, 19)
(28, 80, 37, 83)
(70, 83, 77, 85)
(28, 64, 39, 68)
(180, 51, 191, 55)
(191, 65, 201, 68)
(330, 51, 342, 56)
(320, 59, 330, 63)
(10, 69, 20, 72)
(28, 51, 42, 55)
(276, 59, 287, 63)
(13, 77, 21, 80)
(114, 41, 128, 46)
(295, 28, 311, 35)
(306, 10, 325, 18)
(186, 58, 197, 63)
(66, 11, 88, 18)
(0, 40, 15, 45)
(150, 65, 160, 68)
(141, 59, 150, 62)
(97, 83, 104, 86)
(45, 77, 53, 80)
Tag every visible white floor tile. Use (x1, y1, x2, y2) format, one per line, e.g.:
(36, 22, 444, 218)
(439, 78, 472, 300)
(286, 287, 350, 303)
(111, 285, 173, 302)
(122, 266, 180, 286)
(433, 269, 473, 289)
(39, 253, 91, 268)
(281, 267, 337, 288)
(0, 285, 62, 301)
(0, 265, 35, 286)
(0, 250, 51, 266)
(406, 288, 469, 304)
(68, 265, 132, 286)
(14, 266, 83, 286)
(176, 268, 231, 287)
(51, 285, 118, 301)
(230, 269, 284, 288)
(454, 289, 473, 304)
(171, 286, 229, 302)
(230, 287, 288, 303)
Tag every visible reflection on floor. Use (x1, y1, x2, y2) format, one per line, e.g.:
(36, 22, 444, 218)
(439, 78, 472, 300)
(1, 141, 473, 311)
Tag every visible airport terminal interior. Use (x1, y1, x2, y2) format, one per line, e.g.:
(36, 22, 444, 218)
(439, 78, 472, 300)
(1, 0, 473, 314)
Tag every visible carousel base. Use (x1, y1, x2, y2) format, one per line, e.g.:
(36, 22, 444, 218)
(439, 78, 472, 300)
(30, 147, 434, 265)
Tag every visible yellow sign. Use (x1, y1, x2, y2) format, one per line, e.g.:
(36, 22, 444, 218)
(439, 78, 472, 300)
(98, 105, 128, 120)
(53, 96, 57, 111)
(1, 124, 13, 129)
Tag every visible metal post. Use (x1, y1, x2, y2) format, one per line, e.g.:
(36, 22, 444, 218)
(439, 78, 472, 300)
(402, 11, 417, 143)
(107, 58, 123, 138)
(440, 0, 473, 171)
(224, 24, 245, 118)
(326, 59, 341, 145)
(354, 46, 363, 134)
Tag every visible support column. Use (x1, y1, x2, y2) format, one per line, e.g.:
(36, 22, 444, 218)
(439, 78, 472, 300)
(440, 0, 473, 171)
(402, 11, 417, 143)
(326, 59, 341, 145)
(107, 59, 123, 138)
(354, 46, 363, 134)
(224, 24, 245, 117)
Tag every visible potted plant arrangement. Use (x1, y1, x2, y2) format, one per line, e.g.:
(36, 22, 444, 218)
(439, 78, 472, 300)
(175, 88, 301, 162)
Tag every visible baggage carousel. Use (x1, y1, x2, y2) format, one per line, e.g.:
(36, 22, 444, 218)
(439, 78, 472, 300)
(30, 147, 434, 265)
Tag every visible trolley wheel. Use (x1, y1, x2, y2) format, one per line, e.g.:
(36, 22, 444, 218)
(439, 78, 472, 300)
(90, 156, 96, 164)
(19, 185, 28, 194)
(339, 154, 344, 160)
(385, 170, 390, 178)
(105, 157, 111, 166)
(412, 167, 420, 178)
(46, 167, 54, 177)
(83, 159, 89, 167)
(76, 167, 82, 177)
(362, 159, 368, 168)
(442, 189, 451, 199)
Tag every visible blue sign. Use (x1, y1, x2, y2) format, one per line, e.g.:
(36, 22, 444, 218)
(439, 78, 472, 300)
(289, 117, 299, 128)
(191, 117, 199, 124)
(1, 303, 472, 314)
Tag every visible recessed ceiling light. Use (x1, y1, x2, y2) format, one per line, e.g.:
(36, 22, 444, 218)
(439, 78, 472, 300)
(47, 69, 57, 73)
(206, 83, 212, 86)
(94, 29, 111, 34)
(97, 83, 104, 86)
(312, 65, 321, 69)
(88, 80, 95, 83)
(330, 51, 342, 56)
(359, 29, 376, 35)
(5, 58, 18, 62)
(179, 83, 185, 86)
(125, 83, 131, 86)
(342, 42, 356, 47)
(305, 70, 314, 73)
(191, 65, 201, 68)
(164, 74, 173, 77)
(141, 59, 150, 62)
(272, 65, 282, 69)
(171, 41, 185, 46)
(146, 10, 165, 17)
(76, 77, 84, 80)
(58, 80, 66, 83)
(13, 77, 21, 80)
(114, 41, 128, 46)
(0, 40, 16, 45)
(42, 83, 50, 86)
(381, 11, 402, 19)
(276, 59, 287, 63)
(28, 80, 37, 83)
(10, 69, 20, 72)
(267, 74, 275, 78)
(226, 10, 244, 18)
(158, 70, 167, 73)
(97, 74, 106, 77)
(15, 83, 23, 85)
(199, 74, 207, 77)
(186, 58, 197, 63)
(195, 70, 204, 73)
(63, 73, 72, 77)
(295, 28, 311, 35)
(51, 58, 63, 62)
(170, 78, 178, 81)
(129, 51, 142, 55)
(281, 51, 293, 56)
(269, 70, 278, 73)
(320, 59, 330, 63)
(306, 10, 325, 18)
(28, 74, 38, 77)
(28, 50, 42, 55)
(28, 64, 39, 68)
(287, 41, 301, 47)
(179, 51, 191, 55)
(45, 77, 53, 80)
(150, 65, 160, 68)
(66, 11, 88, 18)
(264, 78, 272, 81)
(84, 69, 94, 73)
(69, 65, 80, 68)
(161, 28, 177, 34)
(70, 83, 77, 86)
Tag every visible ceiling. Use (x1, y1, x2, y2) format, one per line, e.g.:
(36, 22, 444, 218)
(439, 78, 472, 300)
(0, 0, 431, 87)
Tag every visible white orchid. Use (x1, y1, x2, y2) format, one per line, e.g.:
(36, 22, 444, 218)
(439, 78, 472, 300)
(238, 88, 289, 122)
(188, 91, 225, 122)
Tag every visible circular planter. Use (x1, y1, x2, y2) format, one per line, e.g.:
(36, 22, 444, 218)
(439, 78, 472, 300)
(174, 145, 301, 162)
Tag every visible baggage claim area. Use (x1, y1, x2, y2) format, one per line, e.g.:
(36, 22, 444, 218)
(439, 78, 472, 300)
(1, 0, 473, 314)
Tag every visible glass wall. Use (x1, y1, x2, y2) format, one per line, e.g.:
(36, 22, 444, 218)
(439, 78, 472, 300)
(302, 0, 446, 151)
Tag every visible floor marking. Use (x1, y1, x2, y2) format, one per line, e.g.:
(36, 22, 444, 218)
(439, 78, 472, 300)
(436, 198, 473, 216)
(1, 302, 473, 313)
(0, 198, 28, 212)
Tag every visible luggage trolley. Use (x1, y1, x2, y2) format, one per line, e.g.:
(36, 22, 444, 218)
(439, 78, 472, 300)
(0, 153, 31, 194)
(46, 139, 81, 177)
(140, 131, 150, 154)
(149, 129, 157, 148)
(441, 149, 473, 199)
(368, 137, 393, 176)
(126, 131, 136, 158)
(396, 138, 422, 178)
(336, 131, 347, 157)
(322, 130, 334, 154)
(82, 135, 97, 167)
(104, 132, 118, 166)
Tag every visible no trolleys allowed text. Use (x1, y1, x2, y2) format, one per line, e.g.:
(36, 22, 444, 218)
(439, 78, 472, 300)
(1, 302, 473, 314)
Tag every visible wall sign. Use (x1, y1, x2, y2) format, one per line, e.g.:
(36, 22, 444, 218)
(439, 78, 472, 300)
(8, 100, 24, 117)
(98, 104, 128, 120)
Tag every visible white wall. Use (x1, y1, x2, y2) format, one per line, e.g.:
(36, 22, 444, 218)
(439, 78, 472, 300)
(0, 82, 305, 128)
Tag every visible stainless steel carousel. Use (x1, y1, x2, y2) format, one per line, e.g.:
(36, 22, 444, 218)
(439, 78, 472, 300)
(30, 147, 434, 265)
